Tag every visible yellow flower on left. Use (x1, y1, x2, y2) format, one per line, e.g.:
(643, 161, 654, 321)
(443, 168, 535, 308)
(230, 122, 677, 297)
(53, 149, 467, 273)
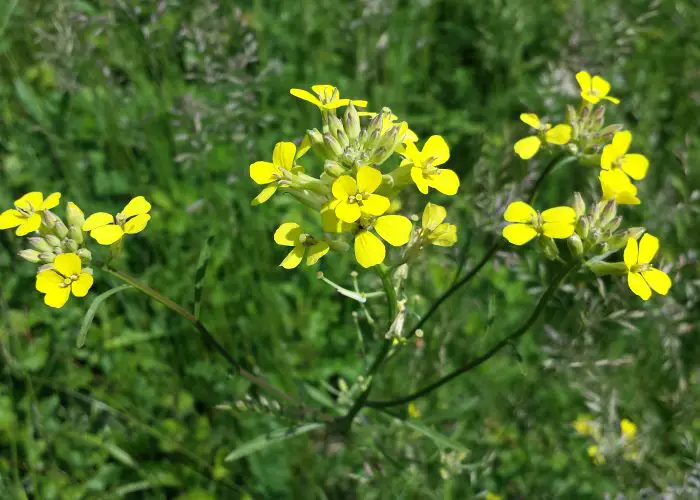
(620, 419, 637, 440)
(290, 84, 367, 111)
(83, 196, 151, 245)
(576, 71, 620, 105)
(0, 191, 61, 236)
(502, 201, 576, 245)
(36, 253, 93, 308)
(331, 166, 390, 223)
(249, 142, 300, 206)
(514, 113, 572, 160)
(274, 223, 329, 269)
(354, 215, 413, 268)
(421, 203, 457, 247)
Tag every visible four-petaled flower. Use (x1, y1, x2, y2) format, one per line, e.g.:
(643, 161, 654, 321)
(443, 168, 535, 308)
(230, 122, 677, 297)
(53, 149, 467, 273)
(0, 191, 61, 236)
(421, 203, 457, 247)
(331, 167, 390, 223)
(249, 142, 301, 206)
(502, 201, 576, 246)
(83, 196, 152, 245)
(35, 253, 93, 308)
(576, 71, 620, 104)
(353, 215, 413, 268)
(624, 233, 671, 301)
(620, 419, 637, 440)
(514, 113, 572, 160)
(401, 135, 460, 195)
(274, 223, 329, 269)
(601, 131, 649, 181)
(290, 84, 367, 111)
(599, 169, 640, 205)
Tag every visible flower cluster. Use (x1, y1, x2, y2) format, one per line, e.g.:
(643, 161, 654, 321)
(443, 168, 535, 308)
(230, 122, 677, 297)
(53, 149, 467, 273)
(573, 415, 640, 465)
(248, 84, 458, 269)
(505, 71, 671, 301)
(1, 193, 151, 308)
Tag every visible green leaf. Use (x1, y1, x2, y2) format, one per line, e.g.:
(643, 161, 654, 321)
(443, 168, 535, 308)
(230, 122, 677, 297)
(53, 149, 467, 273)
(77, 285, 132, 347)
(13, 78, 49, 128)
(224, 423, 324, 462)
(193, 233, 214, 319)
(381, 412, 469, 454)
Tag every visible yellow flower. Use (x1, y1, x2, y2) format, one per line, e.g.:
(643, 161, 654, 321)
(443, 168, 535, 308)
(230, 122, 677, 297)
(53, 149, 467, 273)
(358, 111, 419, 143)
(421, 203, 457, 247)
(35, 253, 93, 308)
(620, 419, 637, 440)
(485, 493, 502, 500)
(601, 131, 649, 181)
(0, 191, 61, 236)
(624, 233, 672, 301)
(502, 201, 576, 246)
(249, 142, 301, 206)
(400, 135, 459, 195)
(353, 215, 412, 268)
(587, 445, 606, 465)
(407, 403, 421, 419)
(599, 170, 640, 205)
(573, 415, 595, 436)
(289, 84, 367, 111)
(83, 196, 151, 245)
(513, 113, 572, 160)
(274, 223, 329, 269)
(576, 71, 620, 104)
(331, 167, 390, 223)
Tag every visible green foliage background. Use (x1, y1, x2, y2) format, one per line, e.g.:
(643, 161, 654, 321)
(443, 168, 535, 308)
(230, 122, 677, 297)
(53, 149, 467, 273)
(1, 0, 699, 498)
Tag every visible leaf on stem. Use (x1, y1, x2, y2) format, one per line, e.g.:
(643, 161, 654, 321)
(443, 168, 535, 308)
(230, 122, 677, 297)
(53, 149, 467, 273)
(77, 284, 132, 347)
(224, 423, 324, 462)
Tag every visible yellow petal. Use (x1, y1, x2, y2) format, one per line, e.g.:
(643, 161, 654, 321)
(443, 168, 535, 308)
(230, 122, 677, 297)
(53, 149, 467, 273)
(325, 98, 349, 110)
(427, 168, 460, 196)
(123, 213, 151, 234)
(350, 99, 368, 108)
(335, 200, 362, 223)
(514, 136, 541, 160)
(637, 233, 659, 264)
(121, 196, 151, 218)
(545, 124, 572, 145)
(374, 215, 412, 246)
(599, 170, 640, 205)
(429, 223, 457, 247)
(575, 71, 592, 93)
(249, 161, 278, 184)
(16, 213, 42, 236)
(332, 175, 357, 200)
(354, 230, 386, 268)
(296, 135, 312, 160)
(54, 253, 82, 277)
(600, 144, 617, 170)
(15, 192, 44, 211)
(274, 222, 302, 246)
(321, 202, 354, 233)
(591, 75, 611, 97)
(520, 113, 541, 129)
(311, 84, 336, 99)
(41, 192, 62, 210)
(44, 286, 71, 309)
(306, 242, 330, 266)
(410, 167, 430, 194)
(623, 237, 638, 268)
(280, 246, 305, 269)
(361, 194, 390, 216)
(90, 224, 125, 245)
(36, 270, 63, 293)
(83, 212, 115, 231)
(603, 95, 620, 104)
(502, 223, 537, 245)
(404, 128, 419, 143)
(612, 131, 632, 156)
(0, 209, 24, 230)
(401, 142, 422, 166)
(627, 272, 651, 300)
(251, 185, 278, 206)
(503, 201, 536, 223)
(71, 273, 94, 297)
(581, 91, 600, 104)
(422, 135, 450, 166)
(272, 141, 297, 170)
(290, 88, 322, 108)
(641, 269, 671, 296)
(422, 202, 447, 231)
(542, 222, 575, 239)
(356, 166, 383, 194)
(621, 154, 649, 181)
(541, 206, 576, 224)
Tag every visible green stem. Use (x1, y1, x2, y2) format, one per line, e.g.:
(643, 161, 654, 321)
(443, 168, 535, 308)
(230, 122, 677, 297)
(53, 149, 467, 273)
(366, 261, 579, 408)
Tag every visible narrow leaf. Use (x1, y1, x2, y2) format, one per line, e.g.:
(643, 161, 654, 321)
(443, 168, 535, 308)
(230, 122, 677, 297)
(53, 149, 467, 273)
(224, 423, 323, 462)
(193, 233, 214, 319)
(77, 285, 132, 347)
(400, 419, 469, 453)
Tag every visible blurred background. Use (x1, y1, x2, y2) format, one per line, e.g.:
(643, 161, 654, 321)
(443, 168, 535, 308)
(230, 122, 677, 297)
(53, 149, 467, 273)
(1, 0, 699, 498)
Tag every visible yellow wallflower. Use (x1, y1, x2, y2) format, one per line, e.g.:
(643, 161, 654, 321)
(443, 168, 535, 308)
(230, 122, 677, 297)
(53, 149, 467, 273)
(274, 223, 329, 269)
(502, 201, 576, 245)
(421, 203, 457, 247)
(513, 113, 572, 160)
(624, 233, 672, 300)
(289, 84, 367, 111)
(620, 419, 637, 440)
(400, 135, 459, 195)
(249, 142, 301, 205)
(573, 415, 595, 436)
(83, 196, 151, 245)
(599, 169, 640, 205)
(331, 167, 390, 223)
(35, 253, 93, 308)
(601, 131, 649, 181)
(358, 111, 419, 143)
(576, 71, 620, 104)
(0, 191, 61, 236)
(587, 444, 606, 465)
(353, 215, 412, 268)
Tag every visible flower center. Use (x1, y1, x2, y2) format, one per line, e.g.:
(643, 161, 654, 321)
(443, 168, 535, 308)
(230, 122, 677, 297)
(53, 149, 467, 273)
(62, 278, 72, 287)
(631, 263, 652, 273)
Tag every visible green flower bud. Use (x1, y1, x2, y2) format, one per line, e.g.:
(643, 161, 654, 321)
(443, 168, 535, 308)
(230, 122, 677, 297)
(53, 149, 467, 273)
(63, 239, 79, 252)
(336, 127, 350, 148)
(77, 248, 92, 261)
(606, 215, 622, 233)
(599, 200, 617, 226)
(307, 128, 324, 145)
(45, 234, 61, 247)
(39, 252, 56, 263)
(323, 160, 346, 178)
(576, 216, 591, 240)
(53, 218, 69, 239)
(586, 261, 628, 276)
(343, 102, 361, 141)
(18, 249, 41, 263)
(366, 113, 383, 138)
(538, 236, 560, 261)
(323, 133, 344, 158)
(28, 236, 53, 253)
(66, 202, 85, 227)
(328, 115, 346, 141)
(566, 104, 578, 124)
(369, 146, 390, 166)
(573, 192, 586, 218)
(68, 225, 84, 244)
(567, 233, 584, 257)
(607, 227, 645, 253)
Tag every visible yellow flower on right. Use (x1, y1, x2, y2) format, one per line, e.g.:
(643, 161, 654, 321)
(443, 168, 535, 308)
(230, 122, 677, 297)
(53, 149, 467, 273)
(514, 113, 572, 160)
(502, 201, 576, 245)
(576, 71, 620, 104)
(601, 131, 649, 181)
(624, 234, 672, 300)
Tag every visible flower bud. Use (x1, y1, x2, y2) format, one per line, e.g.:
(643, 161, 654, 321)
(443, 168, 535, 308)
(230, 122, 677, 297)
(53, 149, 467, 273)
(336, 128, 350, 148)
(344, 102, 361, 141)
(28, 236, 53, 253)
(53, 218, 69, 239)
(38, 263, 54, 272)
(41, 210, 59, 228)
(586, 261, 628, 276)
(45, 234, 61, 247)
(378, 124, 400, 151)
(607, 228, 645, 253)
(566, 104, 578, 124)
(39, 252, 56, 263)
(606, 216, 622, 233)
(369, 147, 390, 166)
(364, 129, 382, 150)
(66, 202, 85, 227)
(77, 248, 92, 261)
(367, 113, 383, 138)
(63, 239, 79, 253)
(538, 236, 560, 261)
(323, 160, 346, 178)
(307, 128, 324, 145)
(82, 267, 94, 276)
(68, 225, 84, 244)
(323, 133, 344, 158)
(573, 192, 586, 218)
(328, 114, 345, 140)
(599, 199, 617, 226)
(576, 216, 591, 240)
(18, 249, 41, 263)
(567, 233, 584, 257)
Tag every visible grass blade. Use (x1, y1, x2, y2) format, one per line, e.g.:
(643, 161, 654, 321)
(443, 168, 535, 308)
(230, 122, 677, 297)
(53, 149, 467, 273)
(77, 285, 132, 347)
(193, 233, 214, 320)
(224, 423, 324, 462)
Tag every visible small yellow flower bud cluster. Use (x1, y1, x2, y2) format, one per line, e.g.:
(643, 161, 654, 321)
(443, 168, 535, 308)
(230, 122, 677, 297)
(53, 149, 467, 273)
(1, 193, 152, 308)
(249, 84, 459, 270)
(573, 415, 641, 465)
